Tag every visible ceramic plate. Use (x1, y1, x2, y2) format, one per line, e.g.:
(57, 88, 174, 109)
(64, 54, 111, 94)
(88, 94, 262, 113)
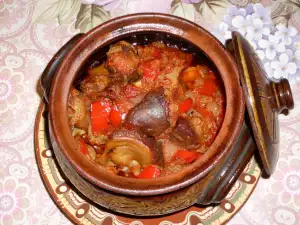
(34, 102, 261, 225)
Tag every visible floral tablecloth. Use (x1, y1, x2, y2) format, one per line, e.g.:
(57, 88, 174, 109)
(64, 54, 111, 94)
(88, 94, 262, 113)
(1, 0, 300, 224)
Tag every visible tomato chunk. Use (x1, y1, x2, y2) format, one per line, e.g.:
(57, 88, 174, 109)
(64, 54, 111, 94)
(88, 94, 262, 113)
(175, 149, 200, 163)
(196, 79, 217, 96)
(137, 165, 161, 179)
(196, 106, 213, 120)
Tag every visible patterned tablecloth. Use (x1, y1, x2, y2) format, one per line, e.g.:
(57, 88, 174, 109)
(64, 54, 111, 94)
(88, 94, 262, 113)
(1, 0, 300, 224)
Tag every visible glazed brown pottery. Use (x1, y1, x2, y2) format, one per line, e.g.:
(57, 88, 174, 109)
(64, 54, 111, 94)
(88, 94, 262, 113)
(40, 13, 294, 216)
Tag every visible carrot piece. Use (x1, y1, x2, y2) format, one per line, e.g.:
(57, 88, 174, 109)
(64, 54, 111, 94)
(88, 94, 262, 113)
(136, 165, 161, 179)
(181, 67, 200, 83)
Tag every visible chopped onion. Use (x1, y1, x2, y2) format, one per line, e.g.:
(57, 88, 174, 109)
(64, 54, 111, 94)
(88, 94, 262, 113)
(72, 128, 86, 136)
(206, 101, 219, 116)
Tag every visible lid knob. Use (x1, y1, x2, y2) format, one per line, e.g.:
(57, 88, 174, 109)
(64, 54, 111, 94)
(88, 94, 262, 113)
(271, 78, 294, 115)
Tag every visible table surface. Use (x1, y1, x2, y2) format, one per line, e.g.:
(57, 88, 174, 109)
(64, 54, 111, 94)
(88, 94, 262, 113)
(1, 0, 300, 224)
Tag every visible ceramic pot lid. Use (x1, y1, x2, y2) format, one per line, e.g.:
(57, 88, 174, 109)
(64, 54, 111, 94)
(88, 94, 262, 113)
(229, 31, 294, 175)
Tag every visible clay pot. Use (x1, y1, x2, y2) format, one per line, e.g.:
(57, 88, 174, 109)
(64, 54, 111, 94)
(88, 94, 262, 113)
(40, 13, 293, 216)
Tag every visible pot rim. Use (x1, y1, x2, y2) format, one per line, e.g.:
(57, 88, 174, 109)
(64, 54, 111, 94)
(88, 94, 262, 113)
(49, 13, 245, 196)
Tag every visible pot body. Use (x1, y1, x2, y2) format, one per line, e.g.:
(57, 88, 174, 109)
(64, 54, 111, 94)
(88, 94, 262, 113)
(42, 13, 247, 215)
(48, 119, 255, 216)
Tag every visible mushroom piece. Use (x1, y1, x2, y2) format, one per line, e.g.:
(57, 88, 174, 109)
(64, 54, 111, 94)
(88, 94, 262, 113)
(68, 88, 91, 131)
(125, 87, 170, 137)
(170, 116, 200, 149)
(97, 129, 163, 176)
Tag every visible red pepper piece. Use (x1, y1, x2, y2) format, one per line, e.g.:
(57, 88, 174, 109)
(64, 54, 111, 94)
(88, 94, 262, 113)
(178, 98, 193, 113)
(79, 139, 87, 155)
(91, 99, 112, 134)
(175, 149, 200, 163)
(109, 105, 122, 128)
(136, 165, 161, 179)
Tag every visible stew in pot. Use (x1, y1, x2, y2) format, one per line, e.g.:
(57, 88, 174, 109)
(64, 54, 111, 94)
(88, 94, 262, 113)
(68, 40, 225, 178)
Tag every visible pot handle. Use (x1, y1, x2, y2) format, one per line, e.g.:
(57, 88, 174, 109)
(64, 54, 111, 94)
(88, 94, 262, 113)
(40, 33, 84, 103)
(196, 121, 256, 205)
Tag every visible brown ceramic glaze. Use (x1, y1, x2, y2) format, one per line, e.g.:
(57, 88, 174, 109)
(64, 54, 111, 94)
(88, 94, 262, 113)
(230, 32, 294, 175)
(45, 13, 245, 196)
(197, 122, 256, 205)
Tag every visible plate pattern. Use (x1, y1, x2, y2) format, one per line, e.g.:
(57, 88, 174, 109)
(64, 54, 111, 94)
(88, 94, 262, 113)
(35, 103, 261, 225)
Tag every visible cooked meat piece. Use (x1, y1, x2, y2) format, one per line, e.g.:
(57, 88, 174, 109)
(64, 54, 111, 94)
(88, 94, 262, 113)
(80, 74, 109, 99)
(137, 45, 161, 61)
(68, 88, 91, 131)
(106, 41, 140, 82)
(170, 116, 199, 149)
(125, 87, 170, 136)
(98, 84, 122, 100)
(160, 48, 193, 74)
(97, 129, 164, 172)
